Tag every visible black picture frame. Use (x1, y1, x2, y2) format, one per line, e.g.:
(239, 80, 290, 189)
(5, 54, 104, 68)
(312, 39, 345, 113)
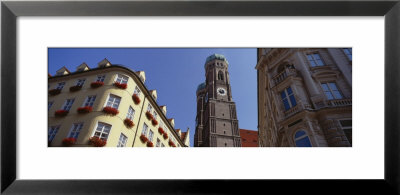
(2, 0, 399, 194)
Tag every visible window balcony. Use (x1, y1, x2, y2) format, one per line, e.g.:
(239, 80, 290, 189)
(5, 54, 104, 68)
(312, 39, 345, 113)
(272, 68, 297, 87)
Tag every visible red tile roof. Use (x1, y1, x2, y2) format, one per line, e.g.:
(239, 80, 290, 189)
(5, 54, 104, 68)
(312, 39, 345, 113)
(240, 129, 258, 147)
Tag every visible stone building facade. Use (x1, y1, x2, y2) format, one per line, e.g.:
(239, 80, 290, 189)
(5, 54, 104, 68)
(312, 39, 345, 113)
(255, 48, 352, 147)
(48, 59, 189, 147)
(194, 54, 241, 147)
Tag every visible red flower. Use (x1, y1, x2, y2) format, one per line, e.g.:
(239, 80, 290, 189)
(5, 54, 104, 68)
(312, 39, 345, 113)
(163, 133, 168, 139)
(124, 118, 134, 128)
(132, 94, 141, 105)
(69, 85, 82, 92)
(54, 110, 69, 117)
(152, 119, 158, 126)
(48, 89, 61, 96)
(102, 107, 119, 115)
(77, 106, 93, 114)
(168, 140, 176, 147)
(62, 137, 76, 146)
(145, 111, 153, 120)
(89, 136, 107, 147)
(114, 82, 127, 89)
(140, 134, 148, 143)
(90, 81, 104, 88)
(158, 127, 165, 134)
(147, 141, 154, 147)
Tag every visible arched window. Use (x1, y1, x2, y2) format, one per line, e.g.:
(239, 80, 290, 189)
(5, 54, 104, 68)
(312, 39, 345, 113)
(294, 130, 312, 147)
(218, 71, 224, 80)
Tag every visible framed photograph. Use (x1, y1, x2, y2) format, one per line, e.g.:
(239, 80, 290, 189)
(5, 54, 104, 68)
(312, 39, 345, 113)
(2, 0, 400, 194)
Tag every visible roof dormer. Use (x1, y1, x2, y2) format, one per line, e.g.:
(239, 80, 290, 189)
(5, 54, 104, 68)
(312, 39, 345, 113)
(168, 118, 175, 128)
(175, 129, 181, 137)
(136, 71, 146, 83)
(160, 105, 167, 115)
(150, 90, 157, 101)
(98, 58, 111, 68)
(55, 66, 70, 76)
(76, 62, 90, 72)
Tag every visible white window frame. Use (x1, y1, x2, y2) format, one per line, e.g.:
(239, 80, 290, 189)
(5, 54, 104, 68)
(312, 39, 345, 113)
(68, 123, 84, 139)
(148, 130, 154, 142)
(115, 74, 129, 84)
(62, 98, 75, 111)
(83, 95, 96, 107)
(76, 78, 86, 86)
(56, 82, 65, 90)
(117, 133, 128, 147)
(96, 75, 106, 82)
(142, 123, 148, 136)
(126, 106, 135, 120)
(92, 122, 112, 141)
(48, 125, 60, 142)
(153, 111, 158, 121)
(134, 86, 141, 96)
(105, 94, 121, 109)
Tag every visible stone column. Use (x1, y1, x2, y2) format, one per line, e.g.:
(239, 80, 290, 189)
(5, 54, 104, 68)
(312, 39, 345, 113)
(327, 48, 352, 88)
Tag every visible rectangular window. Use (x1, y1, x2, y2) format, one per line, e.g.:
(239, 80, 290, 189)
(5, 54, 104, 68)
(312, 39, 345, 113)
(56, 82, 65, 90)
(160, 121, 164, 129)
(93, 122, 112, 140)
(321, 82, 343, 100)
(62, 98, 75, 111)
(115, 74, 129, 84)
(343, 48, 352, 61)
(306, 53, 325, 67)
(147, 103, 153, 112)
(156, 138, 161, 147)
(83, 95, 96, 107)
(134, 86, 141, 96)
(280, 87, 297, 111)
(117, 133, 128, 147)
(142, 123, 148, 136)
(48, 101, 53, 111)
(76, 79, 86, 86)
(148, 130, 154, 142)
(48, 125, 60, 142)
(340, 120, 352, 145)
(96, 75, 106, 82)
(153, 111, 158, 121)
(126, 106, 135, 120)
(106, 94, 121, 109)
(68, 123, 84, 139)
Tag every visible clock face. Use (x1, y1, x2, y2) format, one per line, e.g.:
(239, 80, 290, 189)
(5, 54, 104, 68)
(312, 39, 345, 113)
(217, 88, 226, 96)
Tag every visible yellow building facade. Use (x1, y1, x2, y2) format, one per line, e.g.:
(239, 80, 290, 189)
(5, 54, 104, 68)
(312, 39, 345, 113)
(48, 59, 189, 147)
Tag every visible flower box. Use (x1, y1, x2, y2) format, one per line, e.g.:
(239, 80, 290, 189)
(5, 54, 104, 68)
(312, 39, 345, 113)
(158, 127, 165, 134)
(152, 119, 158, 126)
(163, 133, 168, 139)
(54, 110, 69, 117)
(90, 81, 104, 88)
(89, 136, 107, 147)
(145, 111, 153, 120)
(48, 89, 61, 96)
(114, 82, 127, 89)
(124, 118, 134, 128)
(132, 94, 141, 105)
(77, 106, 92, 114)
(102, 106, 119, 115)
(140, 134, 148, 143)
(168, 140, 176, 147)
(62, 137, 76, 146)
(147, 141, 154, 147)
(69, 85, 82, 92)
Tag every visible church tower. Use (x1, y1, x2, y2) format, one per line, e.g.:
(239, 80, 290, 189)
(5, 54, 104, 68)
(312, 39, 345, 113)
(194, 54, 241, 147)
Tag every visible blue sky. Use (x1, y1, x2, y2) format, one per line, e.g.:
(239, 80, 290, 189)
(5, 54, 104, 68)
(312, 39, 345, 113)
(48, 48, 257, 146)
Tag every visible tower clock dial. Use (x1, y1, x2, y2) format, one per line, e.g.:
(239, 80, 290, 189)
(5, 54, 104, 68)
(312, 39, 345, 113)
(217, 88, 226, 96)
